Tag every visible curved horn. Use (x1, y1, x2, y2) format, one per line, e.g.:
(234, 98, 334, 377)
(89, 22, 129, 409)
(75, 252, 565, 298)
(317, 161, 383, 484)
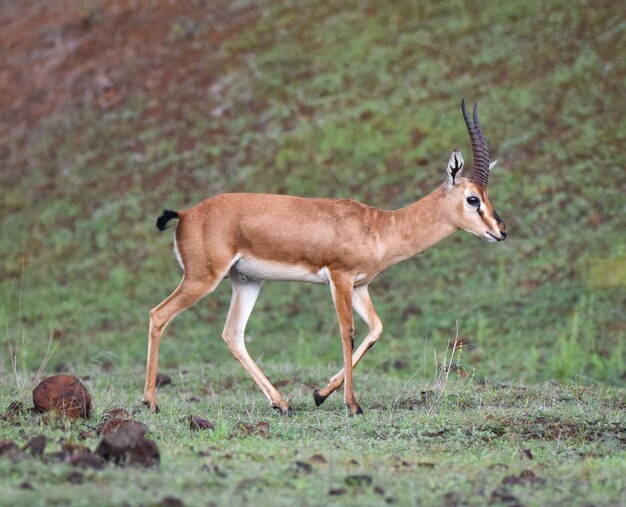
(461, 99, 490, 188)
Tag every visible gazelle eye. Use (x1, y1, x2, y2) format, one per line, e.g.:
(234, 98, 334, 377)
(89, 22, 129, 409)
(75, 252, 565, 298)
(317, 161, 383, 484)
(466, 196, 480, 206)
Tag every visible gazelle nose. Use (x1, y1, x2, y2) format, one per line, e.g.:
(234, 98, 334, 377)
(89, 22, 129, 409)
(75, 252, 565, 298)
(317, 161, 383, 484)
(500, 232, 507, 241)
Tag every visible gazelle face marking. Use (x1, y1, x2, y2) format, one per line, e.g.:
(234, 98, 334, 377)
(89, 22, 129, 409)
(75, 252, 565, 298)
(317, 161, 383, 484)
(461, 182, 506, 242)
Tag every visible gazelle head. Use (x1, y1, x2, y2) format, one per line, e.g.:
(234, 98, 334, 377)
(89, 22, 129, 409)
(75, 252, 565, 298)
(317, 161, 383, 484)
(444, 100, 507, 243)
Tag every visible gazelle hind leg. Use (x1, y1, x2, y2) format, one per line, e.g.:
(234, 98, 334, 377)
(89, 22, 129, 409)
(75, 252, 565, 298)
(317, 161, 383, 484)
(221, 272, 292, 415)
(314, 285, 382, 406)
(143, 253, 239, 412)
(143, 277, 217, 411)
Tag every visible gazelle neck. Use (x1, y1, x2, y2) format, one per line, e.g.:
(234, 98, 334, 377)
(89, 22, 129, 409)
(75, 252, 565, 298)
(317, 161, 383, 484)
(383, 185, 457, 265)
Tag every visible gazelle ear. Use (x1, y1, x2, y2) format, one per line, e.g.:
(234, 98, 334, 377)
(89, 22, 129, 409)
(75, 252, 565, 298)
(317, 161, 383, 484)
(446, 150, 464, 186)
(489, 160, 498, 171)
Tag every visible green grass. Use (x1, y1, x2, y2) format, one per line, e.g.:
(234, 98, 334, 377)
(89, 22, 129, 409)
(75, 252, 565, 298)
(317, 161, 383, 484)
(1, 367, 624, 507)
(0, 0, 625, 505)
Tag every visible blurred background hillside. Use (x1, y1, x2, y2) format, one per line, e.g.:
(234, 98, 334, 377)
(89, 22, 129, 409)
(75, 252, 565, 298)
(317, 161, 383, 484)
(1, 0, 624, 384)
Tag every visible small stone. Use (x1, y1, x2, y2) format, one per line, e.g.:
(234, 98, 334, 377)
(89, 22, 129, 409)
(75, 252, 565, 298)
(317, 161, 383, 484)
(329, 488, 347, 496)
(1, 401, 24, 421)
(188, 416, 214, 431)
(66, 471, 84, 484)
(95, 423, 159, 467)
(345, 474, 373, 487)
(156, 373, 172, 388)
(70, 453, 105, 469)
(62, 443, 92, 456)
(443, 491, 461, 507)
(98, 418, 145, 436)
(309, 453, 327, 464)
(154, 497, 185, 507)
(520, 469, 546, 484)
(503, 475, 523, 486)
(23, 435, 47, 456)
(0, 440, 20, 457)
(254, 421, 270, 438)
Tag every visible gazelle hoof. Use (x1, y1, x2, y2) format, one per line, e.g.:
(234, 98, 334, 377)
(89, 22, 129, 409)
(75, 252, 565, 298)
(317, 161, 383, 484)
(313, 389, 328, 407)
(272, 404, 293, 416)
(348, 404, 363, 416)
(142, 400, 160, 413)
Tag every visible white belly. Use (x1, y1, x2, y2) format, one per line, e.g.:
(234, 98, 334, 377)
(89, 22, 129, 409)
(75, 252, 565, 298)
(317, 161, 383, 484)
(234, 257, 330, 284)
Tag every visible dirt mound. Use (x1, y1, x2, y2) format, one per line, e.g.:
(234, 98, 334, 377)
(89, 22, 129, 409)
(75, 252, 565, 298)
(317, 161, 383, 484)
(0, 0, 260, 137)
(32, 374, 92, 419)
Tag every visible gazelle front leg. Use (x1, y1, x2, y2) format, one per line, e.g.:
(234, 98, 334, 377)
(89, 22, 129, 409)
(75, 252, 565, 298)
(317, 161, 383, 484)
(221, 273, 292, 415)
(314, 284, 382, 406)
(328, 272, 362, 416)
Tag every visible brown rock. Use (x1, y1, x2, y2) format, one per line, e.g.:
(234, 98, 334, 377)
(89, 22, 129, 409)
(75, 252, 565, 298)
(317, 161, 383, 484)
(329, 488, 347, 496)
(97, 418, 145, 436)
(188, 416, 214, 431)
(66, 470, 84, 484)
(0, 440, 20, 458)
(502, 475, 523, 486)
(154, 497, 185, 507)
(23, 435, 46, 456)
(62, 443, 92, 456)
(32, 375, 92, 419)
(95, 423, 159, 467)
(520, 469, 546, 484)
(345, 474, 373, 487)
(70, 453, 105, 469)
(156, 373, 172, 388)
(1, 401, 24, 421)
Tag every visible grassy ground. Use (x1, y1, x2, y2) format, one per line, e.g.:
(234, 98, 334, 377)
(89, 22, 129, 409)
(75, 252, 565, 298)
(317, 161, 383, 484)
(1, 366, 625, 507)
(0, 0, 625, 505)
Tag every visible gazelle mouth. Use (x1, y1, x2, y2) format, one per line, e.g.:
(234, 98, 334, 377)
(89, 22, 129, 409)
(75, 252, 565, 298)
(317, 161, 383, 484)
(485, 231, 506, 242)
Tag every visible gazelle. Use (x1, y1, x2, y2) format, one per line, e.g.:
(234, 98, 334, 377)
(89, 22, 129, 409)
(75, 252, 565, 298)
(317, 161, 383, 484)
(143, 100, 506, 416)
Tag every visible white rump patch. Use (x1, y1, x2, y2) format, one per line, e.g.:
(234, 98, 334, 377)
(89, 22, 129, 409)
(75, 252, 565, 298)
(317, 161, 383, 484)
(173, 238, 184, 271)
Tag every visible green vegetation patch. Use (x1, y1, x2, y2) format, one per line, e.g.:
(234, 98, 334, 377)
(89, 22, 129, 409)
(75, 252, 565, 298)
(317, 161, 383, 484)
(1, 369, 625, 507)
